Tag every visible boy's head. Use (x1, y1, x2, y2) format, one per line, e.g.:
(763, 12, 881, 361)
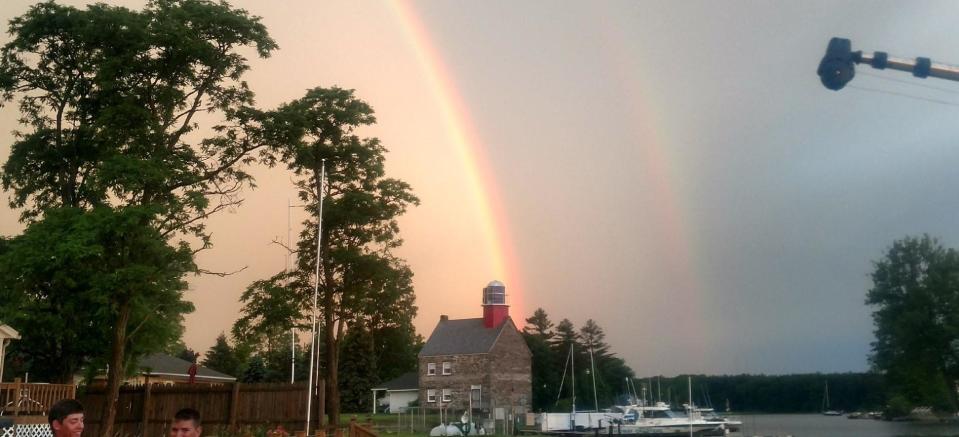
(48, 399, 84, 437)
(170, 408, 202, 437)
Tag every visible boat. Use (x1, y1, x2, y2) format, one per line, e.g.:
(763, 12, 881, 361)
(681, 403, 742, 433)
(821, 381, 842, 416)
(619, 405, 725, 436)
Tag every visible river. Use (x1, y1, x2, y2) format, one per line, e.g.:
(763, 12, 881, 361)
(728, 414, 959, 436)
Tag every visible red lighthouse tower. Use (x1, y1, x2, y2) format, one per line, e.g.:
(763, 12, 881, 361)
(482, 280, 509, 328)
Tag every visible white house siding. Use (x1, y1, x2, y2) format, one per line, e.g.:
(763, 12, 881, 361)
(389, 390, 419, 413)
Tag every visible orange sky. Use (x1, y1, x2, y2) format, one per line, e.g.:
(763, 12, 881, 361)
(0, 0, 520, 358)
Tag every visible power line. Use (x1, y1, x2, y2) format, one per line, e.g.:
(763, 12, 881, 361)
(847, 84, 959, 107)
(859, 70, 959, 95)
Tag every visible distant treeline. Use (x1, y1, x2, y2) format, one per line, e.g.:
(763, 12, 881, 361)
(636, 373, 885, 413)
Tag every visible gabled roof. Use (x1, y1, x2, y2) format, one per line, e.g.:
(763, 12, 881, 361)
(373, 371, 418, 391)
(418, 317, 514, 357)
(138, 353, 236, 382)
(0, 324, 20, 340)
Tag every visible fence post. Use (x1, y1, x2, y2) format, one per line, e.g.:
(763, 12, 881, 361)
(12, 378, 20, 416)
(229, 382, 241, 431)
(141, 379, 152, 437)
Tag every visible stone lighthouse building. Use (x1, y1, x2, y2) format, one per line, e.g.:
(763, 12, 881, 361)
(418, 280, 532, 416)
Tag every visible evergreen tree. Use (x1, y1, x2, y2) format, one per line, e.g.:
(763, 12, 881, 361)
(525, 308, 555, 340)
(523, 308, 559, 411)
(242, 356, 267, 383)
(203, 333, 245, 378)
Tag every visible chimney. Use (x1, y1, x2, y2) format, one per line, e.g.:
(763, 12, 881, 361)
(440, 315, 448, 322)
(482, 280, 509, 328)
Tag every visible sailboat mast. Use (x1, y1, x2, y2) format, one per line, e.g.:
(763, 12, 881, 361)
(571, 342, 576, 411)
(571, 342, 576, 430)
(589, 344, 598, 412)
(657, 377, 661, 403)
(688, 376, 693, 437)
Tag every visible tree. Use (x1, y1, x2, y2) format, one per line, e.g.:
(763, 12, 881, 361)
(524, 308, 555, 340)
(866, 235, 959, 412)
(0, 2, 278, 435)
(338, 320, 378, 413)
(579, 319, 611, 359)
(235, 87, 419, 425)
(202, 333, 246, 378)
(522, 308, 559, 410)
(0, 206, 194, 383)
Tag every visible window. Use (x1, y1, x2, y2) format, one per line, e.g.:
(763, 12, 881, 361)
(427, 362, 436, 376)
(442, 361, 452, 375)
(442, 388, 452, 402)
(470, 385, 482, 403)
(427, 389, 436, 403)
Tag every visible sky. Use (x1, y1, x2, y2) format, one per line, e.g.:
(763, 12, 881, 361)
(3, 0, 959, 377)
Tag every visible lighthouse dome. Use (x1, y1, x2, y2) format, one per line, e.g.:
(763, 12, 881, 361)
(487, 280, 505, 288)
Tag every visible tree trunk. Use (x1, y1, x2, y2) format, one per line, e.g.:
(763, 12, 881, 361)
(324, 310, 339, 427)
(101, 300, 131, 437)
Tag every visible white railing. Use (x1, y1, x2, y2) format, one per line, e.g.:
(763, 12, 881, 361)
(0, 424, 53, 437)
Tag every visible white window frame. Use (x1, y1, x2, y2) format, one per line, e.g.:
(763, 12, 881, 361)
(427, 362, 436, 376)
(427, 389, 436, 403)
(442, 388, 452, 402)
(442, 361, 452, 375)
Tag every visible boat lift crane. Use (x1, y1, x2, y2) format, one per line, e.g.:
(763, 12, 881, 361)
(817, 37, 959, 91)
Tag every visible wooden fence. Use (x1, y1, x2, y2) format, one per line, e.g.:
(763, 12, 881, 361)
(0, 379, 76, 415)
(80, 382, 310, 437)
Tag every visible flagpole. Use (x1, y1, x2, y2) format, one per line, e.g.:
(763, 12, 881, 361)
(306, 159, 326, 436)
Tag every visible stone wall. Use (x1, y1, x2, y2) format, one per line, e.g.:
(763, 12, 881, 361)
(419, 353, 490, 410)
(488, 318, 532, 414)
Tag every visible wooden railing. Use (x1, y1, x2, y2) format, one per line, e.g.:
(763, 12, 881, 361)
(0, 378, 76, 415)
(348, 418, 377, 437)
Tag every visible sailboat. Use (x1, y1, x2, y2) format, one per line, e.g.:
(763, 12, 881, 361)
(822, 381, 842, 416)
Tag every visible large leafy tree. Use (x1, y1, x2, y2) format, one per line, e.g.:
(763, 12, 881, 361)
(0, 206, 193, 383)
(867, 235, 959, 413)
(0, 2, 277, 435)
(233, 87, 419, 425)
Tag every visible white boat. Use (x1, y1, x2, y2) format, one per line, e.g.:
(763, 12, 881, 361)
(682, 403, 742, 432)
(611, 403, 725, 435)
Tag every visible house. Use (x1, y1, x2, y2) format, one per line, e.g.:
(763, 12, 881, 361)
(134, 353, 236, 384)
(0, 324, 20, 383)
(371, 371, 418, 413)
(418, 280, 532, 416)
(88, 353, 236, 385)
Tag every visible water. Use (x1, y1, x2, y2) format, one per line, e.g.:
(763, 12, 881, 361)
(729, 414, 959, 437)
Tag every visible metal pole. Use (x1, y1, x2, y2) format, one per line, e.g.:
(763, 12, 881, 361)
(858, 52, 959, 82)
(589, 344, 598, 412)
(291, 328, 296, 384)
(687, 376, 692, 437)
(571, 343, 576, 430)
(306, 160, 327, 436)
(289, 199, 296, 384)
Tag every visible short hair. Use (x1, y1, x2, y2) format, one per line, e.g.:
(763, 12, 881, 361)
(49, 399, 84, 426)
(174, 408, 202, 426)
